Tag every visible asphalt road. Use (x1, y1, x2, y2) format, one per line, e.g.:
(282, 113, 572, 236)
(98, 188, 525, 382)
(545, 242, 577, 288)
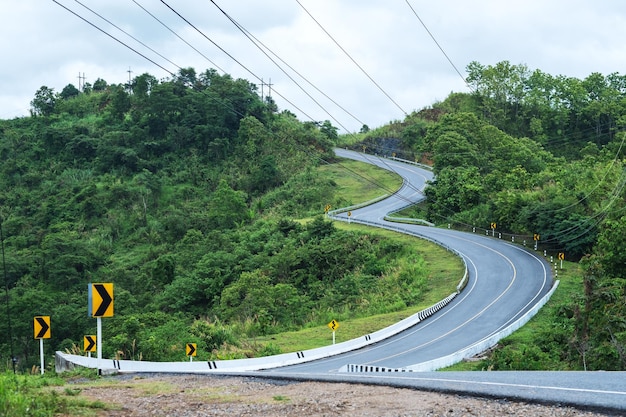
(264, 149, 626, 412)
(283, 149, 553, 371)
(57, 149, 626, 413)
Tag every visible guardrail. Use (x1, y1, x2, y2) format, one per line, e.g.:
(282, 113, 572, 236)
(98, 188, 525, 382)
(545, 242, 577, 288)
(339, 280, 560, 373)
(55, 152, 467, 374)
(55, 288, 462, 374)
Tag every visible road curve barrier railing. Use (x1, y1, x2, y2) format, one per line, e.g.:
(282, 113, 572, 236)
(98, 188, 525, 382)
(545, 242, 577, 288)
(55, 152, 466, 374)
(55, 288, 462, 374)
(338, 280, 560, 374)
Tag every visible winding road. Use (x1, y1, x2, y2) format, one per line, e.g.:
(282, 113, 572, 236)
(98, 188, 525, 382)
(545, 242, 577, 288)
(279, 149, 554, 372)
(57, 149, 626, 413)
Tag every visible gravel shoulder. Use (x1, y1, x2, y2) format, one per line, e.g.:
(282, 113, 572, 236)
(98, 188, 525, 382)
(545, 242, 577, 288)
(63, 374, 617, 417)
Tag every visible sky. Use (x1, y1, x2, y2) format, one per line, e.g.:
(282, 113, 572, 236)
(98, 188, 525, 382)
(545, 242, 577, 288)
(1, 1, 626, 133)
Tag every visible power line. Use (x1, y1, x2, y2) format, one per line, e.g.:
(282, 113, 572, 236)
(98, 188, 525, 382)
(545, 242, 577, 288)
(295, 0, 408, 116)
(1, 220, 16, 374)
(207, 0, 367, 128)
(51, 0, 176, 77)
(207, 0, 361, 134)
(50, 0, 423, 210)
(131, 0, 227, 75)
(404, 0, 471, 91)
(72, 0, 181, 72)
(158, 0, 318, 123)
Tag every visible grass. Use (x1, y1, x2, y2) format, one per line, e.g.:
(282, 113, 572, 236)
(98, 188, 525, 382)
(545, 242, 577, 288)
(319, 158, 403, 206)
(0, 371, 108, 417)
(253, 222, 465, 351)
(250, 158, 463, 352)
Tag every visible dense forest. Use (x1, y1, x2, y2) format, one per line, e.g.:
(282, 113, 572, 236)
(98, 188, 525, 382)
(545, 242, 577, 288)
(1, 61, 625, 371)
(0, 67, 432, 367)
(355, 61, 626, 370)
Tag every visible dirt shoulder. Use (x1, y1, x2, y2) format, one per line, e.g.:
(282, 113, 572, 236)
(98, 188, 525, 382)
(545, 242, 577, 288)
(63, 374, 614, 417)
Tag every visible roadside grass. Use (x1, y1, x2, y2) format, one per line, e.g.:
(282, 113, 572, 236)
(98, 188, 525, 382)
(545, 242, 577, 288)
(253, 222, 465, 352)
(318, 158, 403, 207)
(252, 158, 463, 352)
(0, 371, 108, 417)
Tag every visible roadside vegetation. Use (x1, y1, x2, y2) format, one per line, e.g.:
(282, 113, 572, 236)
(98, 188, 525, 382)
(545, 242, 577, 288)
(1, 59, 626, 382)
(0, 370, 106, 417)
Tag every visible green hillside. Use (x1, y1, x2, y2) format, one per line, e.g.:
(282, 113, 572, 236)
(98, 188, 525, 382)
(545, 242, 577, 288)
(2, 62, 626, 372)
(0, 68, 464, 369)
(342, 61, 626, 371)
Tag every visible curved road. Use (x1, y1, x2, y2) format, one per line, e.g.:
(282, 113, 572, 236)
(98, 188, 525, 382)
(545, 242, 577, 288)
(276, 149, 554, 372)
(262, 150, 626, 412)
(58, 149, 626, 412)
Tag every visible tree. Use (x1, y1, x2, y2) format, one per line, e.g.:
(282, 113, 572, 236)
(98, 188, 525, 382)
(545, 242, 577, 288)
(207, 179, 249, 229)
(320, 120, 338, 142)
(30, 86, 56, 116)
(93, 78, 108, 91)
(60, 83, 80, 100)
(107, 85, 131, 121)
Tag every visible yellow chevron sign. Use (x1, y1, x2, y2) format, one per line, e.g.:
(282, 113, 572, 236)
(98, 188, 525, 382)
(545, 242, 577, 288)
(34, 316, 51, 339)
(84, 335, 97, 352)
(186, 343, 197, 357)
(90, 283, 114, 317)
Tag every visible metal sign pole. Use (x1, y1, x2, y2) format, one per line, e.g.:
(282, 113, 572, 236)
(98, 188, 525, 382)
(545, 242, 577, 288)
(39, 338, 44, 374)
(97, 317, 102, 369)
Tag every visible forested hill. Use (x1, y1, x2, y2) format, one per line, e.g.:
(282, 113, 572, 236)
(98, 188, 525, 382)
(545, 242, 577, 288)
(1, 67, 364, 366)
(1, 61, 626, 372)
(352, 61, 626, 371)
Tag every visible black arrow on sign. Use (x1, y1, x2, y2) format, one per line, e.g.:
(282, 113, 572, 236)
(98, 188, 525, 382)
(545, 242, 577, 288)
(85, 336, 96, 351)
(93, 284, 112, 316)
(187, 343, 196, 356)
(35, 317, 49, 339)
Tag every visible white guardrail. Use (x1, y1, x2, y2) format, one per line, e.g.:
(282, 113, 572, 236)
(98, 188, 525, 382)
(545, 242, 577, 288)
(58, 153, 540, 374)
(56, 291, 460, 374)
(56, 213, 470, 374)
(339, 281, 559, 373)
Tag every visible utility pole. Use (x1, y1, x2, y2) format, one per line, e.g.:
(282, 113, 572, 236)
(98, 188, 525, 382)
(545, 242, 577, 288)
(260, 78, 273, 102)
(126, 67, 133, 92)
(78, 72, 86, 91)
(267, 78, 273, 99)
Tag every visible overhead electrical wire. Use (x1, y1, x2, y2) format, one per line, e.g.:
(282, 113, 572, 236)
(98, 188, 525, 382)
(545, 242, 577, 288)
(51, 0, 175, 77)
(206, 0, 356, 135)
(53, 0, 624, 236)
(404, 0, 471, 92)
(295, 0, 408, 117)
(206, 0, 367, 128)
(131, 0, 227, 74)
(157, 0, 318, 123)
(73, 0, 181, 72)
(51, 0, 423, 208)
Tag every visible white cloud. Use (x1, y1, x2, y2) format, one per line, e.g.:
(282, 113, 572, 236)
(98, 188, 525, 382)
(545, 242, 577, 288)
(2, 0, 626, 131)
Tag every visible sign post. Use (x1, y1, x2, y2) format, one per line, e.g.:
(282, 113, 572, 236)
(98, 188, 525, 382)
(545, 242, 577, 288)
(533, 233, 540, 251)
(327, 319, 340, 345)
(89, 283, 114, 371)
(490, 223, 496, 237)
(34, 316, 50, 374)
(558, 252, 565, 269)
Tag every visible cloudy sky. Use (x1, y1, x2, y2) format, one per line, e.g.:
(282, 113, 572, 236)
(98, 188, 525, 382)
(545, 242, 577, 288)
(1, 1, 626, 132)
